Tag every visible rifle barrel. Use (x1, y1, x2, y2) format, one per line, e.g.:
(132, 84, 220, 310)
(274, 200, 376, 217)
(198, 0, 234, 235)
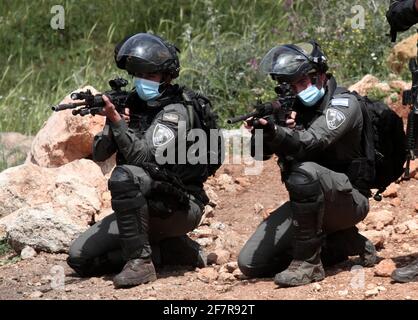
(51, 101, 86, 111)
(227, 111, 259, 124)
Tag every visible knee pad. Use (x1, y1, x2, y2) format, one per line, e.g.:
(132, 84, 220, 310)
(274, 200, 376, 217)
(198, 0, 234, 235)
(285, 168, 322, 203)
(108, 166, 138, 199)
(109, 165, 152, 199)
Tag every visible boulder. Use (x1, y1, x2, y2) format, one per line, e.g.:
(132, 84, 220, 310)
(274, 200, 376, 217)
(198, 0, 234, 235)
(6, 204, 87, 253)
(387, 33, 418, 74)
(0, 159, 108, 224)
(26, 86, 106, 168)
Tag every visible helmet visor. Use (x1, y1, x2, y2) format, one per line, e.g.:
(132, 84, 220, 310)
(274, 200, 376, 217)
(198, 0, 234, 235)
(259, 43, 315, 82)
(116, 33, 173, 69)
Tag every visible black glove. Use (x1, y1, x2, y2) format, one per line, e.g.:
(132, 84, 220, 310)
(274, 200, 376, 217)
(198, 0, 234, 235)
(252, 117, 277, 141)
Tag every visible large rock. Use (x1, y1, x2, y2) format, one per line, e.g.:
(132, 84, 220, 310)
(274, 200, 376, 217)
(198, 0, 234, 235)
(388, 33, 418, 74)
(26, 86, 106, 168)
(0, 133, 34, 170)
(0, 159, 108, 223)
(6, 204, 87, 253)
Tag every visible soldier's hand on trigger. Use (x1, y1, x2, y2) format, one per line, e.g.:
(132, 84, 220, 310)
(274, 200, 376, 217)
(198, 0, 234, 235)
(120, 108, 130, 124)
(244, 117, 254, 132)
(286, 111, 297, 129)
(100, 95, 122, 123)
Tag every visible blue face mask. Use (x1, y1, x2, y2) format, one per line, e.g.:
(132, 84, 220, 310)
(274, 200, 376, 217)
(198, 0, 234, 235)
(134, 77, 162, 101)
(297, 85, 325, 107)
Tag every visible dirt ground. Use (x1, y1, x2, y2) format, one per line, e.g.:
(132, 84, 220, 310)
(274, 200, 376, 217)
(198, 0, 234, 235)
(0, 158, 417, 301)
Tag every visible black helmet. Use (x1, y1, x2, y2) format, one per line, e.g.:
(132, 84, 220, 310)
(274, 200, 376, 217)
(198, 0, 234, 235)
(259, 40, 328, 83)
(115, 33, 180, 79)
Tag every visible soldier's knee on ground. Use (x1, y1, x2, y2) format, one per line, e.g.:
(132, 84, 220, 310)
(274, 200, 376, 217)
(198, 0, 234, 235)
(67, 244, 93, 277)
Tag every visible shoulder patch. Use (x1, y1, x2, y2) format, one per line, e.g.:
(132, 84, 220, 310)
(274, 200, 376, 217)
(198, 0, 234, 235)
(326, 108, 346, 130)
(162, 113, 179, 124)
(331, 98, 349, 107)
(153, 123, 175, 147)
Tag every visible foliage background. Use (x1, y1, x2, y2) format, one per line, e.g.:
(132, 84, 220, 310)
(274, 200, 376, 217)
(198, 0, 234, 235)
(0, 0, 413, 136)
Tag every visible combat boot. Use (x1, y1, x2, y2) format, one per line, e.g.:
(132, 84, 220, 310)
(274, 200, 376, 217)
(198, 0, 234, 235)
(113, 258, 157, 288)
(274, 238, 325, 287)
(391, 259, 418, 283)
(157, 235, 207, 268)
(321, 227, 377, 267)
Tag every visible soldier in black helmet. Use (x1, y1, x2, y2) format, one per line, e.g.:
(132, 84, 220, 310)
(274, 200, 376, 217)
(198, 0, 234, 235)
(387, 0, 418, 42)
(67, 33, 222, 288)
(238, 41, 377, 287)
(386, 0, 418, 283)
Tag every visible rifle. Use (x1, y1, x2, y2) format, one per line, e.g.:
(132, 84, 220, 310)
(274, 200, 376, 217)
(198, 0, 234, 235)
(227, 83, 296, 126)
(402, 30, 418, 178)
(51, 78, 130, 116)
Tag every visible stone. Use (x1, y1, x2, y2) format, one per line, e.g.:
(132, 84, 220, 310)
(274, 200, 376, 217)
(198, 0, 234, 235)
(374, 259, 396, 277)
(204, 205, 215, 218)
(364, 210, 394, 230)
(26, 86, 106, 168)
(6, 204, 87, 253)
(405, 219, 418, 231)
(207, 249, 231, 265)
(312, 283, 322, 292)
(365, 288, 379, 298)
(0, 159, 107, 224)
(360, 230, 386, 249)
(195, 238, 213, 247)
(192, 226, 214, 238)
(218, 272, 236, 283)
(20, 246, 37, 260)
(338, 290, 349, 296)
(232, 268, 247, 280)
(29, 291, 44, 299)
(395, 223, 409, 235)
(204, 185, 219, 207)
(389, 80, 411, 92)
(382, 183, 400, 198)
(225, 262, 238, 273)
(0, 132, 33, 169)
(254, 203, 264, 215)
(390, 197, 401, 207)
(197, 268, 218, 283)
(348, 75, 379, 96)
(387, 33, 418, 74)
(234, 177, 250, 188)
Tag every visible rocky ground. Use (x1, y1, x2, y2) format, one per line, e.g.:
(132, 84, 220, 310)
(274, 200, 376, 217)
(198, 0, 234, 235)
(0, 159, 417, 300)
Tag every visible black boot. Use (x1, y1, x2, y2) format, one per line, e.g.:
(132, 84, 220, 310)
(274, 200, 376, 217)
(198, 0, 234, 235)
(157, 235, 207, 268)
(321, 227, 377, 267)
(391, 259, 418, 283)
(111, 193, 156, 288)
(274, 209, 324, 287)
(113, 258, 157, 288)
